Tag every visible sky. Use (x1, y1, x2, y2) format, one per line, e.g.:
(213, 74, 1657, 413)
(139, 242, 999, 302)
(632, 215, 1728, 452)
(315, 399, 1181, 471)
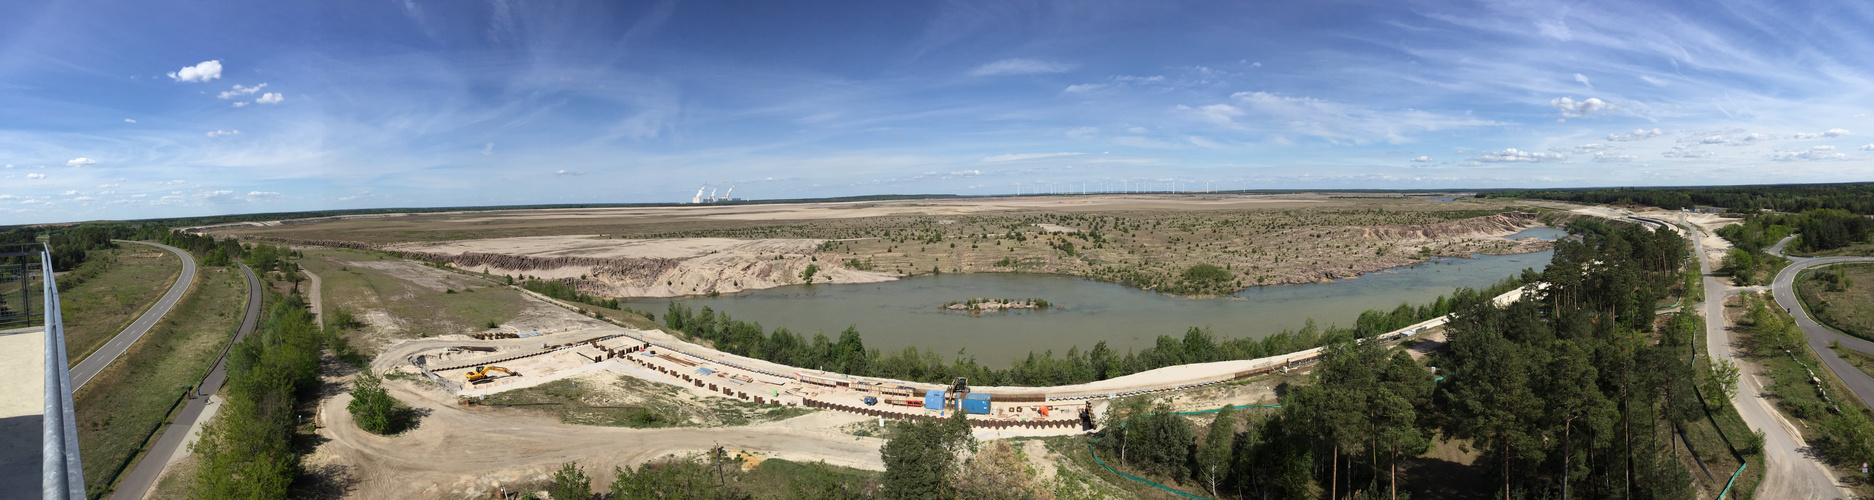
(3, 0, 1873, 224)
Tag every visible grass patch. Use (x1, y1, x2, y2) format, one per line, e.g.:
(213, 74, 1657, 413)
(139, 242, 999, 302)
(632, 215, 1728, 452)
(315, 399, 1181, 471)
(296, 247, 525, 353)
(740, 458, 880, 499)
(73, 265, 245, 498)
(1832, 344, 1874, 380)
(1688, 310, 1765, 499)
(479, 376, 815, 428)
(59, 244, 183, 365)
(1798, 263, 1874, 341)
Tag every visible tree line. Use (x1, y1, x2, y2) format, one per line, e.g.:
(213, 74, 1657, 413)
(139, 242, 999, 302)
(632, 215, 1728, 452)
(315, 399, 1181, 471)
(1086, 218, 1708, 499)
(1482, 182, 1874, 215)
(189, 294, 325, 498)
(658, 275, 1525, 387)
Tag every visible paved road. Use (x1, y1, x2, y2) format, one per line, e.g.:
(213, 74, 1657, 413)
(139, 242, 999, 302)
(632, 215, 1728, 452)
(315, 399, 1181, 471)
(1765, 236, 1874, 408)
(71, 241, 197, 390)
(1690, 225, 1849, 499)
(108, 264, 260, 500)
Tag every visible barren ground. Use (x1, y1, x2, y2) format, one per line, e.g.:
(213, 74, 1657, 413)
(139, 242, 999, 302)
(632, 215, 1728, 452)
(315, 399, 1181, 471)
(216, 193, 1559, 298)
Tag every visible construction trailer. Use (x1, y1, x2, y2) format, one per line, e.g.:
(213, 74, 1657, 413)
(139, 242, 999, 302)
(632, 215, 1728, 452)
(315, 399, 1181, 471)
(961, 393, 991, 415)
(924, 391, 946, 410)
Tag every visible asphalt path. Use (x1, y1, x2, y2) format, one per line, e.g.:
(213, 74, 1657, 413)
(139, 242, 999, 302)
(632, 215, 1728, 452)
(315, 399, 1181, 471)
(71, 241, 197, 390)
(107, 264, 260, 500)
(1765, 235, 1874, 408)
(1690, 226, 1849, 498)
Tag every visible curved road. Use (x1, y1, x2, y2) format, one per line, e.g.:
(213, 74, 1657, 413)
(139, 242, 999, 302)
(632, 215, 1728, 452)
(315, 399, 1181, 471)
(108, 264, 260, 500)
(1689, 224, 1848, 499)
(72, 240, 197, 390)
(1766, 236, 1874, 408)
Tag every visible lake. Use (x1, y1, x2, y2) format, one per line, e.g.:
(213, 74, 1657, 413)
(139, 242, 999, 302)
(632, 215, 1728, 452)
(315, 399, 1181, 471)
(623, 248, 1553, 366)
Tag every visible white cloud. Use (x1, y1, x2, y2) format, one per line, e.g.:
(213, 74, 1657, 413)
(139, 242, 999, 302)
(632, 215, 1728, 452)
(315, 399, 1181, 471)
(1411, 156, 1433, 162)
(1550, 97, 1608, 117)
(1861, 144, 1874, 151)
(0, 195, 14, 200)
(123, 118, 136, 123)
(217, 83, 267, 99)
(160, 180, 186, 185)
(1180, 103, 1245, 128)
(66, 157, 96, 167)
(254, 92, 284, 104)
(62, 190, 77, 195)
(206, 129, 240, 138)
(1552, 143, 1607, 154)
(203, 190, 234, 197)
(481, 142, 494, 156)
(3, 164, 10, 168)
(554, 169, 584, 176)
(167, 60, 222, 82)
(97, 183, 118, 188)
(247, 191, 281, 196)
(949, 170, 983, 176)
(1592, 152, 1637, 162)
(1791, 128, 1852, 139)
(231, 102, 249, 108)
(1606, 128, 1663, 141)
(970, 59, 1074, 77)
(72, 196, 95, 202)
(981, 152, 1083, 163)
(26, 173, 45, 179)
(1772, 148, 1847, 161)
(1574, 73, 1593, 89)
(1661, 146, 1714, 158)
(1472, 148, 1566, 163)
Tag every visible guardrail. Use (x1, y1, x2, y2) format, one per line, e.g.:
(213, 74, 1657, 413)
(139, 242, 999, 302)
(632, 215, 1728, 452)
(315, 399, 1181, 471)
(14, 242, 85, 499)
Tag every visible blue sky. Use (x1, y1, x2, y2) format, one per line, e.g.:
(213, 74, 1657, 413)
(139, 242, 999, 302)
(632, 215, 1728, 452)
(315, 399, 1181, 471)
(4, 0, 1873, 223)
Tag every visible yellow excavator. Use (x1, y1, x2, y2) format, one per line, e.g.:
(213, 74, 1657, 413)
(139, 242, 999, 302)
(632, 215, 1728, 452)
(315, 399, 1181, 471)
(464, 366, 518, 383)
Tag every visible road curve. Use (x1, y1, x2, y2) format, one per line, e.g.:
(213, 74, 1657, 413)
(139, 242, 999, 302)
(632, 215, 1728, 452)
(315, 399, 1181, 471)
(108, 264, 261, 500)
(1769, 251, 1874, 408)
(72, 240, 198, 390)
(1690, 225, 1849, 499)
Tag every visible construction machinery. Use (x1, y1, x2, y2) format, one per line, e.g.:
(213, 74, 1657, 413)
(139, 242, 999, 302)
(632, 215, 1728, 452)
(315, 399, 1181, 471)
(464, 366, 518, 383)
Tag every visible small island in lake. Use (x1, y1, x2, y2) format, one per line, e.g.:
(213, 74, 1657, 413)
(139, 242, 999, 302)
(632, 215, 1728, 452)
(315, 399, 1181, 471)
(943, 297, 1053, 313)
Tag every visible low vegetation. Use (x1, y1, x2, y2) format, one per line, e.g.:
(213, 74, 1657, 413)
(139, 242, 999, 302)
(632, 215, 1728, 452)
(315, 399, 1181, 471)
(1482, 182, 1874, 215)
(57, 245, 182, 364)
(296, 247, 524, 351)
(479, 376, 814, 428)
(73, 265, 245, 498)
(1799, 263, 1874, 340)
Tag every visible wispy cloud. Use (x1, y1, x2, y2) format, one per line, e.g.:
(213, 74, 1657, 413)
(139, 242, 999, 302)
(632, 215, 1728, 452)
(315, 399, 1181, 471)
(970, 58, 1074, 77)
(217, 83, 267, 99)
(66, 157, 96, 167)
(982, 152, 1083, 163)
(206, 129, 240, 137)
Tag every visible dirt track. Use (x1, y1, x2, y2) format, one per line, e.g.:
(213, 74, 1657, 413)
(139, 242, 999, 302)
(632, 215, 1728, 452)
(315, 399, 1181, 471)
(313, 378, 884, 498)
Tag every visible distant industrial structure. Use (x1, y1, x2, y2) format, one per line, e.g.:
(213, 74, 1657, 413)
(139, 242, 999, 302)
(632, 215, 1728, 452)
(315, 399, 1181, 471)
(689, 185, 740, 204)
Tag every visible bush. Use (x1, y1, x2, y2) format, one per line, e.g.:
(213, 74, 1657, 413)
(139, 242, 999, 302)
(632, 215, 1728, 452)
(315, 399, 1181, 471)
(549, 462, 592, 500)
(346, 370, 401, 434)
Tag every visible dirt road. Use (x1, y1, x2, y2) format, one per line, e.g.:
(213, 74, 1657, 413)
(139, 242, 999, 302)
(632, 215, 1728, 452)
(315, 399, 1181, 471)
(314, 379, 885, 498)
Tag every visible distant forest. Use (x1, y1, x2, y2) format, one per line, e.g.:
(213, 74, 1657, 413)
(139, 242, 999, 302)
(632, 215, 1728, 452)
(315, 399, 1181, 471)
(1482, 182, 1874, 214)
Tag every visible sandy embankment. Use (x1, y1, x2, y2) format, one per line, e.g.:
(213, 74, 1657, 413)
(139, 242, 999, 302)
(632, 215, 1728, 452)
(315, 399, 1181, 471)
(383, 236, 898, 298)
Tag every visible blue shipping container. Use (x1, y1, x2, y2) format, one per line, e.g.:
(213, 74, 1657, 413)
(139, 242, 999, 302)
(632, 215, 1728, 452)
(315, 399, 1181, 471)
(924, 391, 946, 410)
(962, 393, 991, 415)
